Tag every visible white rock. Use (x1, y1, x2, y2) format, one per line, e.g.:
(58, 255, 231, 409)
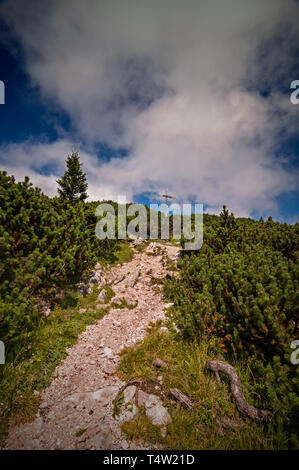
(145, 394, 162, 408)
(97, 289, 106, 303)
(97, 278, 106, 288)
(101, 347, 113, 357)
(128, 270, 140, 287)
(136, 389, 148, 407)
(146, 405, 172, 426)
(96, 303, 107, 309)
(119, 404, 138, 423)
(92, 386, 119, 404)
(65, 386, 119, 406)
(159, 326, 168, 334)
(121, 440, 129, 449)
(136, 390, 160, 408)
(163, 303, 174, 309)
(112, 296, 123, 306)
(32, 417, 43, 438)
(136, 390, 172, 426)
(44, 308, 51, 317)
(123, 386, 136, 404)
(76, 283, 91, 296)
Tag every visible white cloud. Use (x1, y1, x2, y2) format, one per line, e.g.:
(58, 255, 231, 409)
(0, 0, 298, 217)
(0, 139, 132, 201)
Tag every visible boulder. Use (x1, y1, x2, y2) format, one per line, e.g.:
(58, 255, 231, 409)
(147, 404, 172, 426)
(123, 385, 136, 404)
(121, 440, 129, 449)
(136, 390, 172, 426)
(136, 389, 151, 407)
(65, 385, 119, 406)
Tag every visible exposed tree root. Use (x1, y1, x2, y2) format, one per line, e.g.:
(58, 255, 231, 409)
(206, 360, 271, 422)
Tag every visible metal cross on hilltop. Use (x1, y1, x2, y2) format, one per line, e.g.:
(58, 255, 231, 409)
(158, 189, 176, 216)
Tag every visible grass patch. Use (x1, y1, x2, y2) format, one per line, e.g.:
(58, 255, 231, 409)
(122, 406, 164, 445)
(0, 241, 133, 447)
(117, 324, 284, 450)
(112, 242, 134, 266)
(111, 297, 138, 309)
(112, 392, 124, 418)
(133, 240, 150, 253)
(100, 241, 133, 267)
(75, 428, 87, 438)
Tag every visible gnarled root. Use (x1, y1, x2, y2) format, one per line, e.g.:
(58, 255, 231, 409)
(206, 360, 271, 422)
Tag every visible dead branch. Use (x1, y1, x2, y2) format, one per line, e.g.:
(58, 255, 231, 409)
(169, 388, 194, 410)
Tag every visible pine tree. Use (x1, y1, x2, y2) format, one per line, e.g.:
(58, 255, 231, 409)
(57, 151, 88, 202)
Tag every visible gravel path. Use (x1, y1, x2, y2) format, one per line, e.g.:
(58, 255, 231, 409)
(5, 242, 180, 450)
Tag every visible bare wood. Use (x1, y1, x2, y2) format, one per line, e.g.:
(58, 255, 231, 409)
(169, 388, 194, 410)
(206, 360, 270, 421)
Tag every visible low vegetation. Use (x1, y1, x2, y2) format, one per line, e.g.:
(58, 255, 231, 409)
(164, 208, 298, 448)
(0, 285, 110, 445)
(119, 324, 283, 449)
(0, 155, 298, 449)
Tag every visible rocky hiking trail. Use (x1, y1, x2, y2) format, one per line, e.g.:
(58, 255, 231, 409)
(5, 241, 180, 450)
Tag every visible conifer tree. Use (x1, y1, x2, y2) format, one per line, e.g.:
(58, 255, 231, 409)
(57, 151, 88, 202)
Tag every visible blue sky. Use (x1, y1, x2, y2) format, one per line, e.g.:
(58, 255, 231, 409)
(0, 0, 298, 222)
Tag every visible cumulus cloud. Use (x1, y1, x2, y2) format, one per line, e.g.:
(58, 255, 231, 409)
(0, 0, 298, 217)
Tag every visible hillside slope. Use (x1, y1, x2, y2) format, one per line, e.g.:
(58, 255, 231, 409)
(5, 242, 179, 450)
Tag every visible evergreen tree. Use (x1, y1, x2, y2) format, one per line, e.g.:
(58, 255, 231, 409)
(0, 170, 116, 356)
(57, 151, 88, 202)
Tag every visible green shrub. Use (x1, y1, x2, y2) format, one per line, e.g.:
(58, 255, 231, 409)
(164, 208, 299, 447)
(0, 171, 116, 358)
